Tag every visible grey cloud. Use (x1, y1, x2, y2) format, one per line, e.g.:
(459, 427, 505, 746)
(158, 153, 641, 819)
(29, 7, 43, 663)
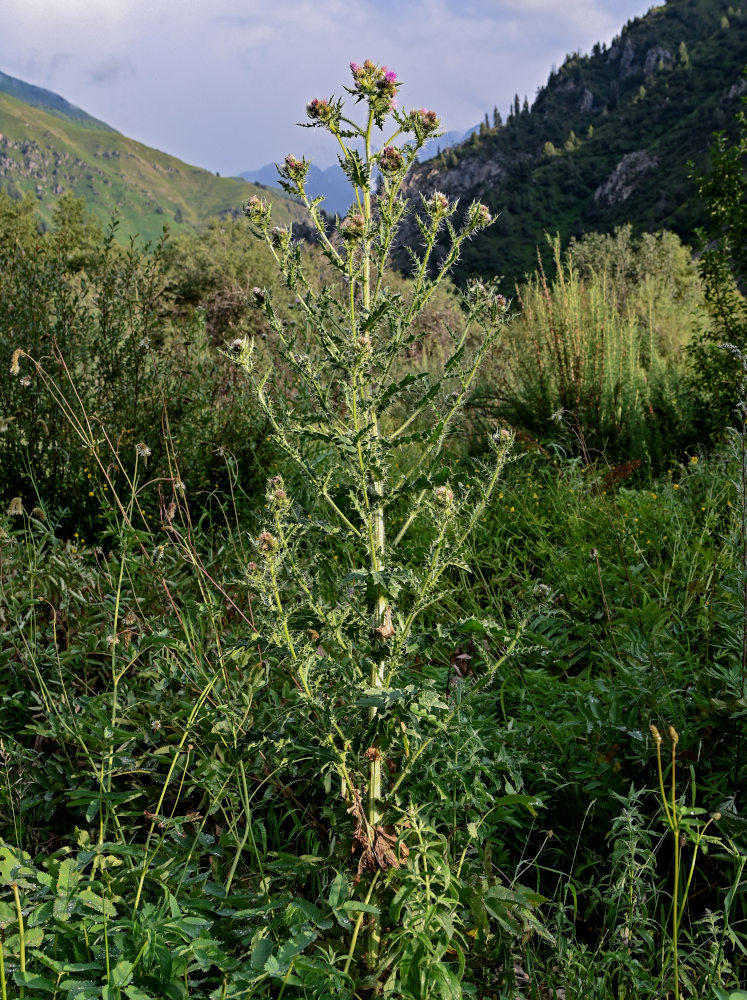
(85, 55, 136, 86)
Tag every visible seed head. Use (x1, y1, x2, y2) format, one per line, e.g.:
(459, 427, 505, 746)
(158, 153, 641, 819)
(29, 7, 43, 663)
(668, 725, 679, 746)
(257, 531, 278, 556)
(7, 497, 23, 516)
(9, 349, 22, 376)
(136, 442, 152, 460)
(649, 724, 662, 744)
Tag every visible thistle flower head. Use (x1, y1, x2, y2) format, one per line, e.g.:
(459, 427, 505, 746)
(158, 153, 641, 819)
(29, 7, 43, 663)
(434, 484, 454, 508)
(467, 200, 492, 231)
(404, 107, 440, 137)
(305, 97, 339, 129)
(279, 153, 310, 187)
(349, 60, 399, 100)
(378, 145, 404, 174)
(270, 226, 291, 251)
(266, 474, 290, 509)
(340, 211, 366, 241)
(257, 530, 279, 556)
(244, 194, 271, 227)
(426, 190, 452, 220)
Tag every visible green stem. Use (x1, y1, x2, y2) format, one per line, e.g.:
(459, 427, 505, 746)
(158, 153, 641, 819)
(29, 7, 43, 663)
(12, 883, 24, 999)
(0, 935, 6, 1000)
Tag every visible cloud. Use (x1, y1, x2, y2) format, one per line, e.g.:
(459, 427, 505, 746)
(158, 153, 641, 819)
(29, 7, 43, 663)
(0, 0, 656, 173)
(85, 55, 136, 86)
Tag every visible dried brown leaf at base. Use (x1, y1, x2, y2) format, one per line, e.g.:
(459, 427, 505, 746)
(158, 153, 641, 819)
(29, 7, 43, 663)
(347, 787, 409, 882)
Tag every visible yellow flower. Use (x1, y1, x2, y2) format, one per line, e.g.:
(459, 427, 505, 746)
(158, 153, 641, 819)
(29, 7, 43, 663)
(673, 484, 679, 490)
(690, 456, 699, 464)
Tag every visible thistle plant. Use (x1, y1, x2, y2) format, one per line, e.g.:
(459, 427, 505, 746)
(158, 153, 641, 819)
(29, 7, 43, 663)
(232, 60, 522, 985)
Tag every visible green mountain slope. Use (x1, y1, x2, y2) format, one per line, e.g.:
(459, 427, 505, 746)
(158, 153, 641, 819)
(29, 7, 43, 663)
(0, 85, 304, 242)
(402, 0, 747, 285)
(0, 69, 116, 131)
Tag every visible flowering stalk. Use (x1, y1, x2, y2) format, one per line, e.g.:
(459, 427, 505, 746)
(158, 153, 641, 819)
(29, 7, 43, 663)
(234, 60, 506, 975)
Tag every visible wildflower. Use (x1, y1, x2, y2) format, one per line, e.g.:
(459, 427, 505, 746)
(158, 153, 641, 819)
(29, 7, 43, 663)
(7, 497, 23, 516)
(10, 349, 22, 376)
(357, 335, 372, 352)
(136, 442, 151, 463)
(106, 633, 119, 648)
(174, 479, 186, 492)
(152, 545, 165, 563)
(124, 612, 138, 627)
(534, 583, 552, 599)
(405, 107, 440, 136)
(690, 456, 699, 464)
(19, 375, 31, 387)
(590, 548, 599, 560)
(305, 97, 338, 128)
(378, 145, 404, 173)
(349, 60, 399, 102)
(251, 286, 265, 305)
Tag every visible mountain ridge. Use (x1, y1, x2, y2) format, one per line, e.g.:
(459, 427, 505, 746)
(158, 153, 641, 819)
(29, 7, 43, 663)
(0, 79, 304, 242)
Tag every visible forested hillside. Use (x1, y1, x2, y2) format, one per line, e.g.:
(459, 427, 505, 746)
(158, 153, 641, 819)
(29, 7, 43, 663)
(402, 0, 747, 284)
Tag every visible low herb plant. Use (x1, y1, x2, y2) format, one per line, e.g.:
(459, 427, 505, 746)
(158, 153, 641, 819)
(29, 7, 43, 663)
(227, 59, 546, 993)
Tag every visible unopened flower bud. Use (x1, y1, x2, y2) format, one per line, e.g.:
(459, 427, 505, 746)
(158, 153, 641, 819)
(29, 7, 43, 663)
(280, 153, 310, 186)
(434, 485, 454, 507)
(668, 725, 679, 746)
(340, 212, 366, 240)
(270, 227, 291, 251)
(649, 724, 662, 744)
(468, 201, 492, 230)
(244, 195, 270, 225)
(357, 335, 372, 352)
(427, 190, 451, 219)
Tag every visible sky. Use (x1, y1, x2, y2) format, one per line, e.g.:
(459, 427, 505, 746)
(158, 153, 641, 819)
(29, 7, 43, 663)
(1, 0, 656, 175)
